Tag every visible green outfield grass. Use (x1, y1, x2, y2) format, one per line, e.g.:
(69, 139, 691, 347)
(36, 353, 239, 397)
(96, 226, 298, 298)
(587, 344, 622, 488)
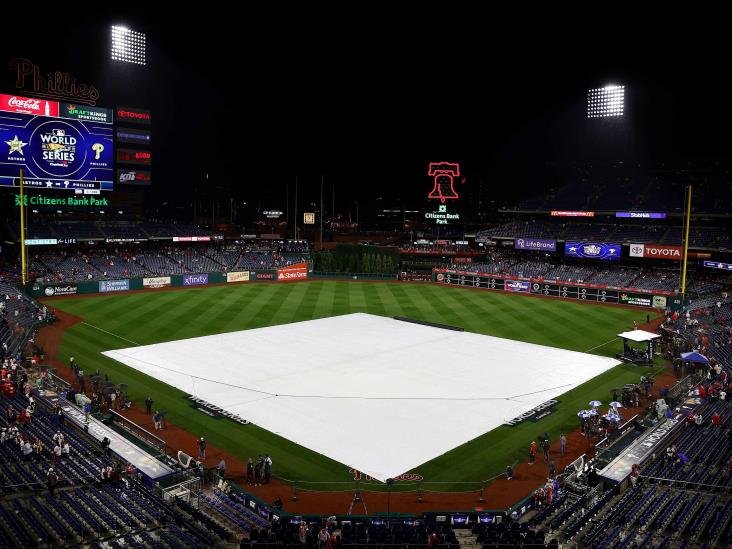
(48, 281, 662, 491)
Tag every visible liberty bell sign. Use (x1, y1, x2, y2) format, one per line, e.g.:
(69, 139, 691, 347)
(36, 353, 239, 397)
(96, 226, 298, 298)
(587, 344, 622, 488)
(427, 162, 460, 203)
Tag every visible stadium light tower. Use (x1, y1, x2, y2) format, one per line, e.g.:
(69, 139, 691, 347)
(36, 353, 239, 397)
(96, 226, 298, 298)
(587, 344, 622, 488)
(111, 25, 146, 65)
(587, 85, 625, 118)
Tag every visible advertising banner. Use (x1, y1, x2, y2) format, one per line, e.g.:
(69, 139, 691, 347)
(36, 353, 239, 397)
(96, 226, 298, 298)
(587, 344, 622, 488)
(253, 271, 275, 280)
(26, 239, 58, 245)
(703, 261, 732, 271)
(504, 280, 531, 292)
(0, 94, 59, 116)
(116, 106, 152, 125)
(652, 296, 668, 308)
(277, 263, 308, 281)
(514, 238, 557, 252)
(116, 127, 151, 145)
(226, 271, 250, 283)
(565, 241, 621, 260)
(173, 236, 211, 242)
(619, 292, 654, 307)
(143, 276, 171, 288)
(60, 103, 113, 124)
(629, 243, 683, 260)
(616, 212, 667, 219)
(99, 279, 130, 293)
(183, 274, 209, 286)
(550, 211, 594, 217)
(43, 284, 77, 296)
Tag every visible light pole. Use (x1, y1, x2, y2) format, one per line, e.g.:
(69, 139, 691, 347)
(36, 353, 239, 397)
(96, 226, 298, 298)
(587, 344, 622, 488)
(386, 478, 394, 520)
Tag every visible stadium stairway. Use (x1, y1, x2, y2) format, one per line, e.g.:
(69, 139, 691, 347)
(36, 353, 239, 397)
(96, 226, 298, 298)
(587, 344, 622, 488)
(454, 528, 480, 549)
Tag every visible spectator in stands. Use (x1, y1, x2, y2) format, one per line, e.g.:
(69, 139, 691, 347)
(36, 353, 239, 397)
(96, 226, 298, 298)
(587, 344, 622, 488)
(47, 467, 58, 495)
(712, 411, 722, 428)
(217, 457, 226, 479)
(198, 436, 206, 460)
(52, 430, 64, 448)
(145, 395, 153, 414)
(126, 462, 136, 478)
(630, 463, 640, 486)
(101, 436, 111, 458)
(53, 442, 62, 463)
(62, 440, 70, 458)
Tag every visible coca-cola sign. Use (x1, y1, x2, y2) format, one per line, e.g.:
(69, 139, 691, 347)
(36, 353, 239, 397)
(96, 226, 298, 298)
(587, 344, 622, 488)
(8, 58, 100, 105)
(0, 93, 59, 116)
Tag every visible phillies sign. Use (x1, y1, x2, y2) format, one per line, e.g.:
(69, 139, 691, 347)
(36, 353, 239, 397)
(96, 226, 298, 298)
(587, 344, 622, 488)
(629, 243, 683, 260)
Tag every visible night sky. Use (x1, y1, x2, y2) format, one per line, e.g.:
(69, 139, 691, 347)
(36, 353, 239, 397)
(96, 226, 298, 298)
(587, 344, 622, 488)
(1, 12, 729, 222)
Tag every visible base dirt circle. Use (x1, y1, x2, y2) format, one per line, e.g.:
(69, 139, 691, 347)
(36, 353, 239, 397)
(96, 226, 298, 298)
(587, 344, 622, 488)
(34, 303, 671, 515)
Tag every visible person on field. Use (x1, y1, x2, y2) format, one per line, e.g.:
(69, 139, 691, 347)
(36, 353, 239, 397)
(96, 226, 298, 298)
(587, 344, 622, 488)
(529, 441, 537, 464)
(145, 396, 153, 415)
(198, 437, 206, 460)
(559, 433, 567, 456)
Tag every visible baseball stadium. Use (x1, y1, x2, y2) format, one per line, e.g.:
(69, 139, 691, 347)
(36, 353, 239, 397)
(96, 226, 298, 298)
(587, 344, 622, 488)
(0, 13, 731, 549)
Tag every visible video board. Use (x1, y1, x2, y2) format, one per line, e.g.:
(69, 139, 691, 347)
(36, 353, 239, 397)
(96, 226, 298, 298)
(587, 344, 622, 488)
(0, 94, 114, 192)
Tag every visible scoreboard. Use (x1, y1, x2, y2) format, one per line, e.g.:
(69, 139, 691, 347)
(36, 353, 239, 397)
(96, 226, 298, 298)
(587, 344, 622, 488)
(434, 272, 665, 308)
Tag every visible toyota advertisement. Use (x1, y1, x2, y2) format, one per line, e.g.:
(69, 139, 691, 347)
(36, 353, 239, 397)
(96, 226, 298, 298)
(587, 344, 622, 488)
(565, 242, 621, 260)
(0, 94, 114, 191)
(514, 238, 557, 252)
(629, 243, 683, 260)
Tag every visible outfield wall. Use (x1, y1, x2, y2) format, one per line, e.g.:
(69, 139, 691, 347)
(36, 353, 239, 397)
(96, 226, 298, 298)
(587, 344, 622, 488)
(432, 268, 682, 310)
(26, 265, 306, 298)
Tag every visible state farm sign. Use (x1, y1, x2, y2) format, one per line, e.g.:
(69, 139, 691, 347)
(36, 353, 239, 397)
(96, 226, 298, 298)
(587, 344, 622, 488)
(277, 263, 308, 281)
(629, 243, 683, 260)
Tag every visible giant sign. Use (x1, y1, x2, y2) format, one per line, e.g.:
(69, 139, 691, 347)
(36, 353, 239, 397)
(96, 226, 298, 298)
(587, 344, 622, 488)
(0, 94, 114, 191)
(629, 243, 683, 260)
(514, 238, 556, 252)
(565, 241, 621, 260)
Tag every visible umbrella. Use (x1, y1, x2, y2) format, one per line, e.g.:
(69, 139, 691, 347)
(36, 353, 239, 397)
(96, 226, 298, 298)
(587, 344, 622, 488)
(588, 409, 599, 416)
(588, 400, 602, 407)
(680, 351, 709, 364)
(603, 413, 620, 421)
(577, 410, 591, 418)
(609, 401, 623, 408)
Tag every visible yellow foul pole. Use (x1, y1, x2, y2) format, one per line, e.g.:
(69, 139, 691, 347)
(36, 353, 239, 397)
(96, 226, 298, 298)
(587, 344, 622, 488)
(680, 185, 692, 300)
(19, 169, 27, 286)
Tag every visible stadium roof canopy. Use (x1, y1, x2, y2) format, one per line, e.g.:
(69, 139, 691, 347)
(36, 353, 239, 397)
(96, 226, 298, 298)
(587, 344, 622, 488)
(617, 330, 662, 342)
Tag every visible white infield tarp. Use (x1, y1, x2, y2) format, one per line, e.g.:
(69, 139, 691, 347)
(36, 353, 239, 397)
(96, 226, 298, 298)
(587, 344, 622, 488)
(103, 313, 619, 482)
